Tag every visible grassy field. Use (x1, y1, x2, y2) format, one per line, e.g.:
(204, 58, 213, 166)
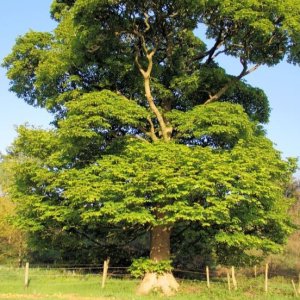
(0, 267, 298, 300)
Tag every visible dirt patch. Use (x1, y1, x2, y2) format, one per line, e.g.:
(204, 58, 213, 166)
(0, 294, 115, 300)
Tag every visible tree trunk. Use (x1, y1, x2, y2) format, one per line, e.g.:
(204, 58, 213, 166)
(150, 225, 170, 261)
(137, 226, 179, 295)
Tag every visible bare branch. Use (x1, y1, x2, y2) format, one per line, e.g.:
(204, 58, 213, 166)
(137, 125, 155, 142)
(204, 60, 261, 105)
(210, 49, 227, 60)
(144, 13, 151, 33)
(192, 29, 225, 63)
(243, 63, 261, 77)
(238, 57, 248, 78)
(134, 135, 150, 143)
(169, 11, 179, 18)
(133, 14, 172, 141)
(133, 27, 149, 55)
(147, 116, 159, 142)
(144, 72, 172, 141)
(198, 89, 213, 99)
(135, 52, 147, 77)
(205, 40, 224, 64)
(87, 45, 101, 53)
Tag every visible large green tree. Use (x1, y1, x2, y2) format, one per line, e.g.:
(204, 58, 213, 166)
(2, 0, 300, 294)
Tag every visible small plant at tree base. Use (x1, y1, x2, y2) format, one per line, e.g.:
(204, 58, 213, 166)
(129, 258, 173, 278)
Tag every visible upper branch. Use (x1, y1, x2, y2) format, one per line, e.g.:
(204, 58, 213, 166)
(191, 27, 225, 63)
(204, 58, 260, 104)
(133, 15, 172, 142)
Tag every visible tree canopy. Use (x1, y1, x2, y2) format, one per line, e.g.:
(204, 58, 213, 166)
(2, 0, 299, 294)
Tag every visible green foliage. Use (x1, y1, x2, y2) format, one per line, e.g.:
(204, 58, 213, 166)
(0, 196, 26, 264)
(5, 0, 293, 121)
(129, 258, 173, 278)
(2, 122, 294, 265)
(167, 102, 253, 147)
(2, 31, 53, 108)
(1, 0, 299, 267)
(203, 0, 300, 66)
(59, 90, 148, 138)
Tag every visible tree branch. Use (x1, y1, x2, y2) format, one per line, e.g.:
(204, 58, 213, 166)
(192, 28, 225, 63)
(133, 17, 172, 142)
(204, 59, 260, 104)
(143, 53, 172, 141)
(144, 12, 151, 33)
(205, 30, 225, 64)
(147, 116, 159, 141)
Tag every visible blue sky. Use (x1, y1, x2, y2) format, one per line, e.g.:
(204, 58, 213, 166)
(0, 0, 55, 152)
(0, 0, 299, 177)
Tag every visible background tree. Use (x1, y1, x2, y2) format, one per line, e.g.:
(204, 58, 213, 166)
(0, 194, 26, 265)
(2, 0, 300, 294)
(268, 179, 300, 274)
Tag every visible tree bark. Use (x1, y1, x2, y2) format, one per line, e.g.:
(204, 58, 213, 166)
(137, 226, 179, 295)
(150, 225, 171, 261)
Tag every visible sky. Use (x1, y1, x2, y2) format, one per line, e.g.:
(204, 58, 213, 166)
(0, 0, 299, 177)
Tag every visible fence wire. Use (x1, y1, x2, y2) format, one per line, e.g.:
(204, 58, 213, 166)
(1, 264, 299, 280)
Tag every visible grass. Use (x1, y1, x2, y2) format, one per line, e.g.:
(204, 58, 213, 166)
(0, 267, 298, 300)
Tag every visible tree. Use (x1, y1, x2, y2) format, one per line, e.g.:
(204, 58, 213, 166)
(2, 0, 300, 294)
(266, 179, 300, 274)
(0, 194, 26, 265)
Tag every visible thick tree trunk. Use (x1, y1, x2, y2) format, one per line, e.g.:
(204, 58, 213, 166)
(150, 225, 170, 261)
(137, 226, 179, 295)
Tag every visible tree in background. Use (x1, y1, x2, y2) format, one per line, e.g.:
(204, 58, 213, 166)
(269, 180, 300, 273)
(0, 194, 26, 265)
(2, 0, 300, 294)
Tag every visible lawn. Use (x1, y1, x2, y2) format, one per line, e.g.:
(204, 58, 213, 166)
(0, 267, 298, 300)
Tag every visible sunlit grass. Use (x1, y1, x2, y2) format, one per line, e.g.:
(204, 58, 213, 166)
(0, 267, 298, 300)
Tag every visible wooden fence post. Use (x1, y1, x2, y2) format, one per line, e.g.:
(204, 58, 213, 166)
(231, 266, 237, 291)
(101, 258, 110, 288)
(254, 265, 257, 278)
(206, 266, 210, 288)
(24, 262, 29, 288)
(227, 270, 231, 291)
(292, 280, 299, 297)
(264, 263, 269, 293)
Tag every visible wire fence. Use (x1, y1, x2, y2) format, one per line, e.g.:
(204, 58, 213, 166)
(1, 263, 300, 280)
(1, 263, 300, 297)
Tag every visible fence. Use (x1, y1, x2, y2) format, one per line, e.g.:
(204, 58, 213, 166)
(1, 262, 300, 297)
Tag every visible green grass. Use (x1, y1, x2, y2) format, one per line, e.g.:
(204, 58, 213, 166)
(0, 267, 298, 300)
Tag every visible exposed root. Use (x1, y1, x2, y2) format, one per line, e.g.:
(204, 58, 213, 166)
(137, 272, 179, 296)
